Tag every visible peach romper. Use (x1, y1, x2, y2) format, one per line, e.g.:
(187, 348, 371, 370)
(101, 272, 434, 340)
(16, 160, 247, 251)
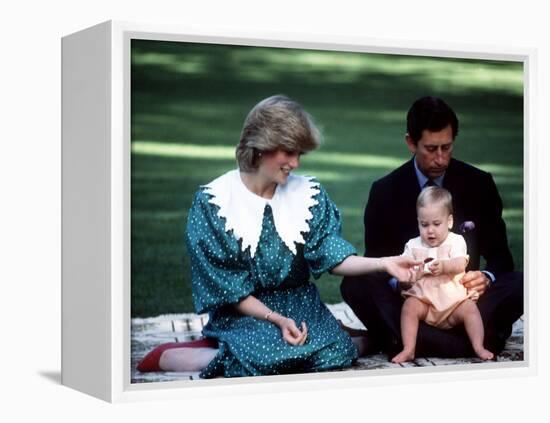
(401, 232, 478, 329)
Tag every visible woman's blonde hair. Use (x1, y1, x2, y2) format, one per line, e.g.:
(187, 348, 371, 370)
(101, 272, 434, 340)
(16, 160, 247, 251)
(236, 95, 321, 171)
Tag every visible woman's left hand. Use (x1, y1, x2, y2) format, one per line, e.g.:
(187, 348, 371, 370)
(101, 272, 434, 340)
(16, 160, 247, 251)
(383, 256, 421, 282)
(277, 317, 308, 346)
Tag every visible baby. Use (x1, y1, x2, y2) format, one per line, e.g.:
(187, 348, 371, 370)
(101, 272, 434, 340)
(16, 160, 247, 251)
(392, 186, 494, 363)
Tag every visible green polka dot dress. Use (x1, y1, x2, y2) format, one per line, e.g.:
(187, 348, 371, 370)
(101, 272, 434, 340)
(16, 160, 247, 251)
(186, 171, 358, 378)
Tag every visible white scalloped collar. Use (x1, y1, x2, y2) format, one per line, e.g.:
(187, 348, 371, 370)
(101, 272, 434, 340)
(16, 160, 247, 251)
(203, 169, 320, 257)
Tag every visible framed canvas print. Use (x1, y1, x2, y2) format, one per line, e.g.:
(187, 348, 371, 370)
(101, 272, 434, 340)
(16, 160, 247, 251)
(62, 20, 536, 403)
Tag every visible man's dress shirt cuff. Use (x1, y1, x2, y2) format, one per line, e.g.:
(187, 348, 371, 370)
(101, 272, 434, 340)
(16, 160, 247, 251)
(482, 270, 496, 285)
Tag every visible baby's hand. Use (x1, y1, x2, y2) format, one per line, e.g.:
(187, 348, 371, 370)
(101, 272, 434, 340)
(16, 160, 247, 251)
(429, 260, 443, 276)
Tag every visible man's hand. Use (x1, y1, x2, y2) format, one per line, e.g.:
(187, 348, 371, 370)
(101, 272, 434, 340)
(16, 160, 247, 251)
(460, 270, 489, 296)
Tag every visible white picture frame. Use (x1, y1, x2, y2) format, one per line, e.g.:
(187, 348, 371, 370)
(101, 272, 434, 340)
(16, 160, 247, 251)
(61, 20, 536, 403)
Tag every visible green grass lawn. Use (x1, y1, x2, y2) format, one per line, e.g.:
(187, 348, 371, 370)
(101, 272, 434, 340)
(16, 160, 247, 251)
(131, 40, 523, 317)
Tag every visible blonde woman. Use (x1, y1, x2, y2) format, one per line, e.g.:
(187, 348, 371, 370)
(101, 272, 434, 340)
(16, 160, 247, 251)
(137, 95, 418, 377)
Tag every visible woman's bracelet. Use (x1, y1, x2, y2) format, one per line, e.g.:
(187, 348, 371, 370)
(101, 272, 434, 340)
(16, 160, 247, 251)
(265, 310, 275, 321)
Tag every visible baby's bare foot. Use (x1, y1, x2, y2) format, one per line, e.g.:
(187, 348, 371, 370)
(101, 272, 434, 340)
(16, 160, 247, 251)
(475, 347, 494, 361)
(391, 349, 415, 363)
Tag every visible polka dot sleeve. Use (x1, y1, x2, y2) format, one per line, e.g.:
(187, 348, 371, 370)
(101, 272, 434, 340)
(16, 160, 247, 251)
(303, 184, 356, 279)
(186, 190, 255, 314)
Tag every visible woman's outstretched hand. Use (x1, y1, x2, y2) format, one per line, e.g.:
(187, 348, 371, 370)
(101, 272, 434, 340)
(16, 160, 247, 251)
(382, 256, 422, 282)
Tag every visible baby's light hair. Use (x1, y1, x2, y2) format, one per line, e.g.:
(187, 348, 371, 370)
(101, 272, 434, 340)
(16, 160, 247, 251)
(416, 186, 453, 215)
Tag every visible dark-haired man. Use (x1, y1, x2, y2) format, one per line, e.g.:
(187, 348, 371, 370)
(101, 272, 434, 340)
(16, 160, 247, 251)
(341, 96, 523, 358)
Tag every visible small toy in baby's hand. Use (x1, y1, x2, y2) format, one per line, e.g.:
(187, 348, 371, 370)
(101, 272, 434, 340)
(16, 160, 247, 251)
(422, 257, 435, 273)
(409, 256, 434, 281)
(410, 249, 435, 276)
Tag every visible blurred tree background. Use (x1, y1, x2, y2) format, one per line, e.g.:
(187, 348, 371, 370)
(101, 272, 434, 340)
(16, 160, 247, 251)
(131, 40, 523, 317)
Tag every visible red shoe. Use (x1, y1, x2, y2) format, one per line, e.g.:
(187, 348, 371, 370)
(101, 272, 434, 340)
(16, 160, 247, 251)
(136, 338, 218, 372)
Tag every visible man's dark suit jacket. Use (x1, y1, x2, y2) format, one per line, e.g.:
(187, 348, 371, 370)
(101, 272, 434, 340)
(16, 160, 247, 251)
(363, 157, 514, 278)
